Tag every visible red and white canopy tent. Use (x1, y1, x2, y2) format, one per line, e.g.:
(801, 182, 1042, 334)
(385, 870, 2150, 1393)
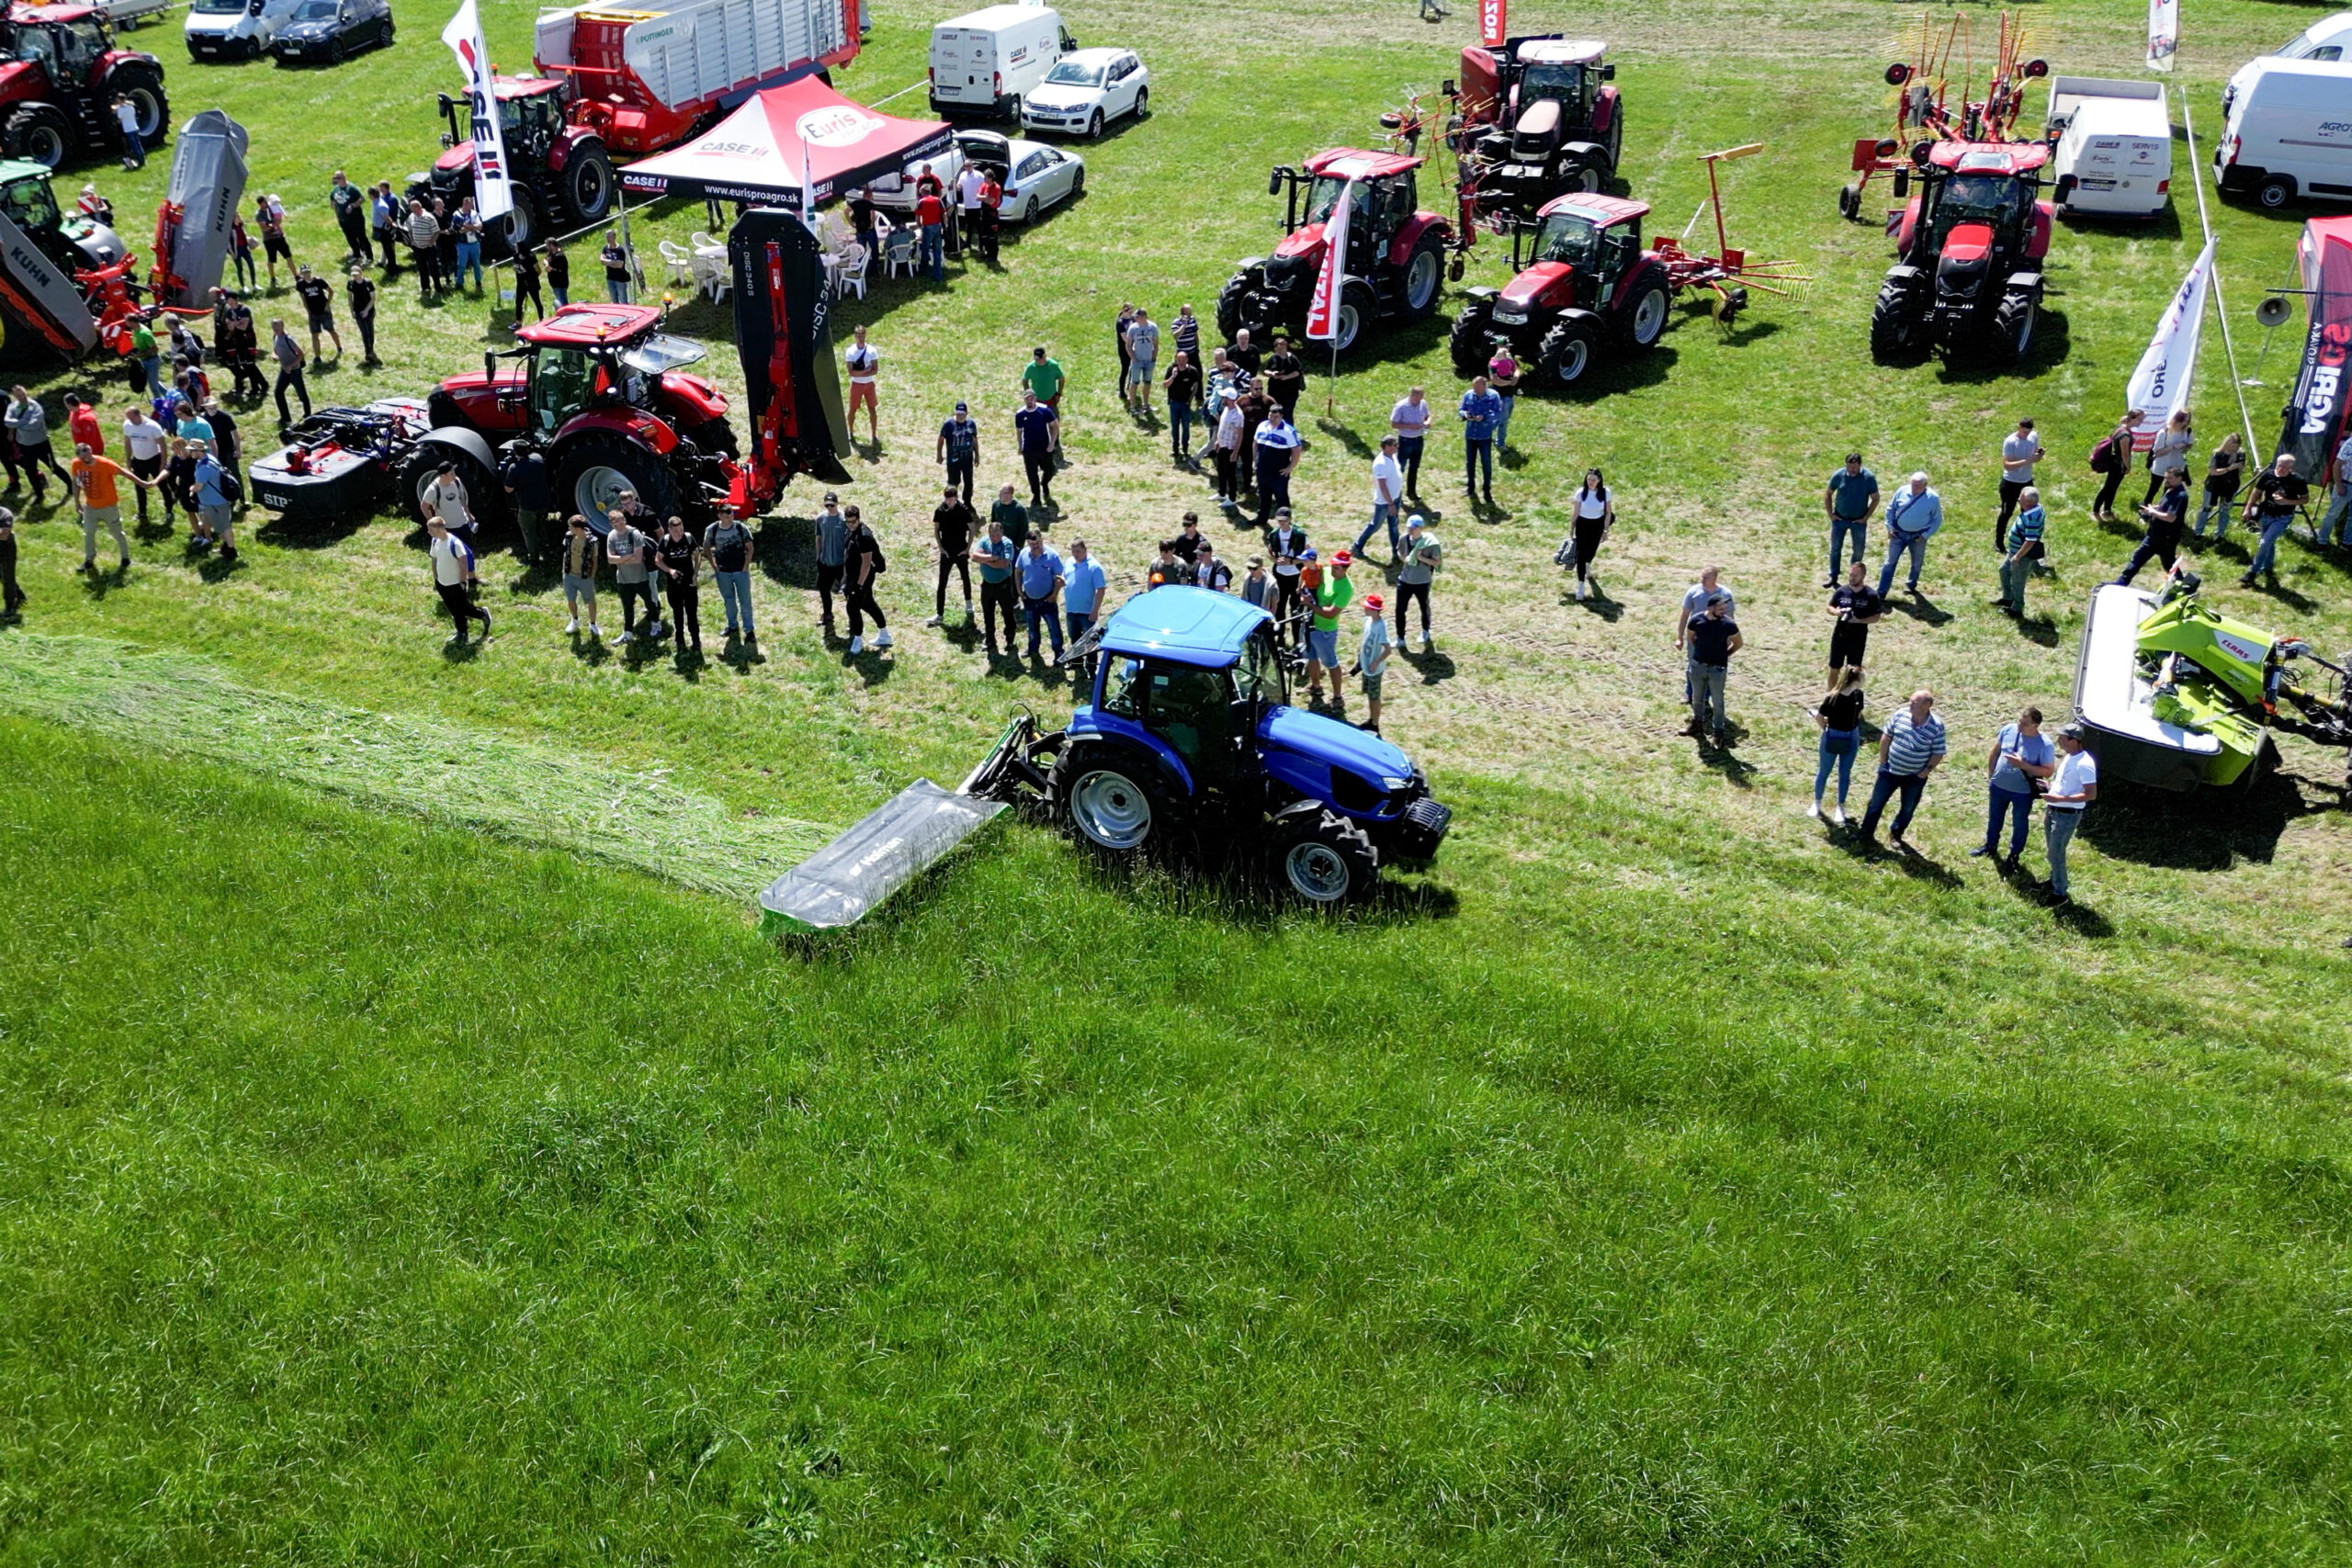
(617, 74, 953, 211)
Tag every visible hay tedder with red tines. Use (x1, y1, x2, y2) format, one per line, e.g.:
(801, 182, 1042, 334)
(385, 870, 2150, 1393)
(1839, 7, 2050, 222)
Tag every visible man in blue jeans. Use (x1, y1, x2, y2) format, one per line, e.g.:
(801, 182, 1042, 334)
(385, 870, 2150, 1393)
(1971, 705, 2052, 871)
(1822, 451, 1879, 585)
(1458, 375, 1501, 503)
(2239, 453, 2308, 585)
(1353, 434, 1406, 558)
(1858, 688, 1947, 850)
(2317, 428, 2352, 547)
(1017, 530, 1065, 660)
(1062, 536, 1104, 664)
(1875, 470, 1942, 599)
(705, 512, 757, 643)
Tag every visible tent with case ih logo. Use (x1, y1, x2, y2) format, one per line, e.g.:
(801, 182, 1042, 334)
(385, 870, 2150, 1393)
(618, 73, 949, 209)
(2278, 215, 2352, 485)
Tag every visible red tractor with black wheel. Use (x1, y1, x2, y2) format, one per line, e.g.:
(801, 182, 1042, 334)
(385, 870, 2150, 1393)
(413, 74, 615, 256)
(1216, 149, 1453, 355)
(1452, 35, 1622, 217)
(1870, 141, 2052, 367)
(0, 5, 168, 172)
(1447, 193, 1679, 390)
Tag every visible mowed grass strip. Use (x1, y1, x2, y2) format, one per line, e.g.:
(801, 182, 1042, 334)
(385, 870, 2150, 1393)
(2, 716, 2347, 1563)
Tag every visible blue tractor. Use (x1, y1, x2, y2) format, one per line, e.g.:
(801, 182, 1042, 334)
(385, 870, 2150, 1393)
(967, 587, 1453, 903)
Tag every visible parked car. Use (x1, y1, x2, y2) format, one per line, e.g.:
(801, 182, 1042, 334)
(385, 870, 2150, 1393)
(186, 0, 306, 60)
(269, 0, 392, 64)
(857, 130, 1083, 223)
(1019, 46, 1147, 139)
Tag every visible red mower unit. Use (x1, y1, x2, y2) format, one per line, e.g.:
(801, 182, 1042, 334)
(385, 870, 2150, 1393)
(1870, 140, 2052, 366)
(1839, 7, 2047, 221)
(1216, 149, 1453, 355)
(0, 4, 168, 171)
(1451, 35, 1621, 218)
(1449, 144, 1805, 390)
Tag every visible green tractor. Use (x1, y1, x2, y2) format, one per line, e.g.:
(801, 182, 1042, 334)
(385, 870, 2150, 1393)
(2074, 571, 2352, 792)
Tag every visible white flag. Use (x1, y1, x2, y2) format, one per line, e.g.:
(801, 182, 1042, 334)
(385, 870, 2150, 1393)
(2128, 239, 2212, 448)
(1305, 181, 1351, 343)
(442, 0, 514, 220)
(2146, 0, 2178, 73)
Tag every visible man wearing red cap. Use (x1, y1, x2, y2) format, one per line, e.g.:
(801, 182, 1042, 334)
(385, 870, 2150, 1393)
(1306, 547, 1354, 703)
(1355, 592, 1392, 733)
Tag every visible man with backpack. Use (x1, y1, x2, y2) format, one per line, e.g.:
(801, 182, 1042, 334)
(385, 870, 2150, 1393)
(424, 514, 492, 645)
(842, 504, 891, 655)
(191, 440, 239, 563)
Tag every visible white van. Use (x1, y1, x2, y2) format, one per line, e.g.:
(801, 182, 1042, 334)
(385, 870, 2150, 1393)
(929, 5, 1076, 121)
(2213, 60, 2352, 209)
(2227, 11, 2352, 109)
(185, 0, 307, 61)
(2046, 77, 2172, 219)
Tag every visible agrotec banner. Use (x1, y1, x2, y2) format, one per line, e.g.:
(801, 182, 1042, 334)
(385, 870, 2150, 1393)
(442, 0, 514, 220)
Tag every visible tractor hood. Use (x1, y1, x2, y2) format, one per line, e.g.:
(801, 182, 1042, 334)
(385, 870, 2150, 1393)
(1939, 221, 1995, 265)
(0, 61, 40, 97)
(1499, 261, 1576, 310)
(438, 366, 527, 399)
(434, 142, 473, 175)
(1273, 223, 1328, 261)
(1260, 704, 1415, 782)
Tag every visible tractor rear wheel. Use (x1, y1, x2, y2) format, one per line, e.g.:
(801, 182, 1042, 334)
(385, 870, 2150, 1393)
(2, 106, 72, 170)
(1398, 231, 1445, 321)
(562, 139, 616, 226)
(1621, 274, 1671, 350)
(112, 70, 169, 145)
(1869, 277, 1922, 360)
(555, 429, 681, 528)
(1215, 270, 1254, 342)
(1604, 108, 1623, 172)
(1052, 746, 1173, 858)
(1447, 303, 1494, 378)
(396, 438, 502, 532)
(1992, 289, 2037, 365)
(1268, 809, 1378, 905)
(1536, 315, 1600, 388)
(496, 186, 541, 256)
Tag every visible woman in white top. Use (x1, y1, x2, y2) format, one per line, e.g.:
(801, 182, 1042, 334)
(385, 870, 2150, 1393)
(842, 324, 879, 445)
(1566, 468, 1613, 601)
(2143, 408, 2193, 508)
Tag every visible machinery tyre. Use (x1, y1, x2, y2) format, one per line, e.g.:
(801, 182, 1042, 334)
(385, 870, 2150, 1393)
(1052, 745, 1174, 858)
(1838, 182, 1860, 220)
(2, 106, 73, 170)
(1621, 272, 1671, 350)
(554, 429, 681, 530)
(1571, 161, 1603, 194)
(1267, 808, 1378, 905)
(562, 139, 616, 226)
(1604, 108, 1623, 172)
(689, 415, 739, 458)
(496, 186, 541, 256)
(1992, 290, 2037, 365)
(1446, 303, 1493, 378)
(397, 435, 503, 531)
(381, 18, 394, 46)
(1215, 270, 1254, 342)
(1535, 315, 1600, 388)
(1398, 230, 1445, 321)
(1869, 278, 1920, 359)
(2236, 736, 2277, 795)
(1334, 279, 1378, 355)
(2256, 174, 2295, 210)
(114, 70, 169, 146)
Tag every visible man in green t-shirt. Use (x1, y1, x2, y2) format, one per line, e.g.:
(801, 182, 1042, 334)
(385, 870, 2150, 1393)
(130, 318, 162, 399)
(1306, 548, 1354, 702)
(1021, 345, 1064, 462)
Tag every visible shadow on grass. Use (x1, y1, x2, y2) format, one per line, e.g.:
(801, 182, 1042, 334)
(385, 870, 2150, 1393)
(568, 630, 613, 668)
(1403, 647, 1456, 684)
(2005, 609, 2060, 647)
(1890, 591, 1955, 627)
(1932, 308, 2073, 383)
(2083, 767, 2313, 871)
(1694, 727, 1757, 788)
(2240, 576, 2320, 615)
(754, 514, 819, 591)
(1563, 583, 1624, 622)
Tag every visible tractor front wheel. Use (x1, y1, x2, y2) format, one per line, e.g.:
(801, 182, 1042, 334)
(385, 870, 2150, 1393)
(556, 429, 682, 530)
(1570, 161, 1603, 194)
(1869, 277, 1922, 360)
(1992, 289, 2037, 365)
(1268, 809, 1378, 905)
(2, 106, 72, 170)
(396, 438, 503, 534)
(1215, 270, 1255, 342)
(562, 139, 616, 226)
(1053, 747, 1173, 859)
(1447, 304, 1493, 378)
(1536, 315, 1600, 388)
(1333, 280, 1378, 355)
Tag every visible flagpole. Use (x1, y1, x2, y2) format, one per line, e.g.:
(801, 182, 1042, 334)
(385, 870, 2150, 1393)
(2180, 87, 2261, 456)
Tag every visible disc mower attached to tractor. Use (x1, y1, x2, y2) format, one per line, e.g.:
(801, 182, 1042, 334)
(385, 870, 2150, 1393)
(1216, 149, 1453, 356)
(1870, 140, 2051, 366)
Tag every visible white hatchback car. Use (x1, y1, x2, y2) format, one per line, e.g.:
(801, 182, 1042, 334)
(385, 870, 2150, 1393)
(1020, 47, 1149, 139)
(854, 132, 1085, 224)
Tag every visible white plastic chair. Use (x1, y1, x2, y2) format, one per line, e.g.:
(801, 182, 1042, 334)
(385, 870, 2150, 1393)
(689, 230, 717, 254)
(830, 242, 869, 300)
(657, 240, 694, 289)
(692, 246, 730, 303)
(880, 226, 918, 279)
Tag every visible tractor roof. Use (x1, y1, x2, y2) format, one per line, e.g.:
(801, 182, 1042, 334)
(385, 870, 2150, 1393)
(13, 5, 107, 20)
(1516, 39, 1606, 64)
(1302, 148, 1425, 181)
(492, 74, 569, 99)
(514, 301, 666, 348)
(1926, 141, 2050, 175)
(1100, 585, 1271, 668)
(1535, 191, 1649, 226)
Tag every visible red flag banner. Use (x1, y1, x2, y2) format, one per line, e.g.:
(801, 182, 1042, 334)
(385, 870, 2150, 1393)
(1481, 0, 1507, 50)
(1306, 180, 1352, 343)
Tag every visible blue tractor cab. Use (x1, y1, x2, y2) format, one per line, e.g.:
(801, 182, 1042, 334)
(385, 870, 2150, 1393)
(970, 586, 1451, 903)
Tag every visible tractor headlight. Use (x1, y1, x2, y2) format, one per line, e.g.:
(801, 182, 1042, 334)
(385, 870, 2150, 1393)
(1491, 302, 1527, 324)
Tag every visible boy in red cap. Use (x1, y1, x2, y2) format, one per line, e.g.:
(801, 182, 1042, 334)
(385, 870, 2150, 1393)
(1354, 592, 1392, 733)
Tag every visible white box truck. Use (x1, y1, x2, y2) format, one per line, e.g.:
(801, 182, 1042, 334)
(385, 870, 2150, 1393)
(929, 5, 1075, 121)
(2046, 76, 2173, 219)
(2212, 59, 2352, 209)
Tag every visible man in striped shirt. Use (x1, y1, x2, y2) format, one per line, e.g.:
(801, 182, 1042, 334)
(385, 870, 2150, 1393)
(1858, 689, 1947, 850)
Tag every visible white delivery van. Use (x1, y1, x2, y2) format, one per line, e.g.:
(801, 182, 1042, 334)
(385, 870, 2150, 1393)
(2046, 76, 2173, 219)
(185, 0, 308, 61)
(2226, 12, 2352, 111)
(2212, 59, 2352, 209)
(929, 5, 1076, 121)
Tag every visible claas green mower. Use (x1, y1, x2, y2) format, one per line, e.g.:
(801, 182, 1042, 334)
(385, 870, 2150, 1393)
(2075, 570, 2352, 792)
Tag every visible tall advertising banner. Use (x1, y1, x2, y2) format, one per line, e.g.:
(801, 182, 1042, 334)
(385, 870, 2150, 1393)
(1481, 0, 1507, 51)
(2278, 221, 2352, 481)
(1305, 181, 1352, 344)
(443, 0, 514, 219)
(2146, 0, 2178, 73)
(2127, 240, 2213, 449)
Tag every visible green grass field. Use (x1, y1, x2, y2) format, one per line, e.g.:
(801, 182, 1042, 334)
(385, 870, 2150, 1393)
(4, 0, 2351, 1560)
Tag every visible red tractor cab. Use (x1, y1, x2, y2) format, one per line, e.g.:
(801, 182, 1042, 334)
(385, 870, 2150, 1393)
(1449, 192, 1677, 388)
(1871, 140, 2053, 366)
(1216, 148, 1453, 355)
(412, 302, 741, 532)
(0, 4, 167, 171)
(413, 73, 614, 255)
(1453, 35, 1621, 214)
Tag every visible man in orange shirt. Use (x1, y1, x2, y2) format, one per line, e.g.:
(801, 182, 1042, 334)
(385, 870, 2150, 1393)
(71, 440, 157, 573)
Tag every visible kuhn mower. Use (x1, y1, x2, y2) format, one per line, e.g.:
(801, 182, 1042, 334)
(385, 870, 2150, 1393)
(251, 209, 851, 530)
(1839, 7, 2048, 222)
(2075, 570, 2352, 792)
(1216, 149, 1453, 355)
(1870, 139, 2051, 365)
(1448, 145, 1805, 389)
(759, 587, 1453, 931)
(1449, 35, 1622, 218)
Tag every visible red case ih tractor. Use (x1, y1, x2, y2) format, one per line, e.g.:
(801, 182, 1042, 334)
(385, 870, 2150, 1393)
(0, 5, 168, 171)
(1452, 35, 1621, 216)
(414, 75, 615, 254)
(388, 208, 850, 533)
(1447, 193, 1677, 388)
(1216, 149, 1453, 355)
(1870, 141, 2052, 366)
